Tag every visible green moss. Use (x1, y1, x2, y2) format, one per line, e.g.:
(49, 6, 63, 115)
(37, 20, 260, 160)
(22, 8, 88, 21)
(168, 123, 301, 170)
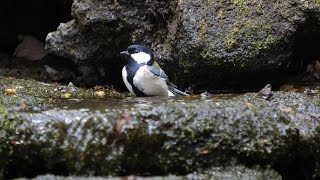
(254, 35, 275, 50)
(219, 1, 274, 66)
(0, 103, 9, 116)
(231, 0, 247, 6)
(197, 19, 208, 42)
(0, 76, 124, 111)
(217, 8, 225, 19)
(219, 14, 275, 69)
(178, 0, 279, 72)
(225, 36, 237, 50)
(224, 26, 239, 50)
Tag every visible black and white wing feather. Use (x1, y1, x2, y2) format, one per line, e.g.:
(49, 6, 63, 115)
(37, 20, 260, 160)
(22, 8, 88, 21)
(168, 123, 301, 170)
(147, 62, 188, 96)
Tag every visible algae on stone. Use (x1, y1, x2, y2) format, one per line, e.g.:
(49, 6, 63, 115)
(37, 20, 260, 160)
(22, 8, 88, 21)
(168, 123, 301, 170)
(0, 76, 123, 111)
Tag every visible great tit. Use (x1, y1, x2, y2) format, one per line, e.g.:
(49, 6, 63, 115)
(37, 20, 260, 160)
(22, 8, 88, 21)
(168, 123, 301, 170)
(120, 44, 188, 97)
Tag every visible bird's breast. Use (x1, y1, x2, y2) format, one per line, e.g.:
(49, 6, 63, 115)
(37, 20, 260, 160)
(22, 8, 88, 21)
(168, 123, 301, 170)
(122, 66, 134, 94)
(133, 66, 169, 96)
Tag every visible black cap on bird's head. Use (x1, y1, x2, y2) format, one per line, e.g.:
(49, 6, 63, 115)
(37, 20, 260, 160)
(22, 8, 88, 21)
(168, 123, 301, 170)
(120, 44, 154, 65)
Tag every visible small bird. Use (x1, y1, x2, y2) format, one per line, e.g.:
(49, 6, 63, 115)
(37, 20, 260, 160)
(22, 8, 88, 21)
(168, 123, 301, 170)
(120, 44, 188, 97)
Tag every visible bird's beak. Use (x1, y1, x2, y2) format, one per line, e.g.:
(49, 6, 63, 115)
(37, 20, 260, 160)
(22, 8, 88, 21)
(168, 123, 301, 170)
(120, 50, 130, 56)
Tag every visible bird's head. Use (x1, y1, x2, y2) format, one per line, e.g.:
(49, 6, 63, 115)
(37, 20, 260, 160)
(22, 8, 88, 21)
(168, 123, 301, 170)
(120, 44, 154, 65)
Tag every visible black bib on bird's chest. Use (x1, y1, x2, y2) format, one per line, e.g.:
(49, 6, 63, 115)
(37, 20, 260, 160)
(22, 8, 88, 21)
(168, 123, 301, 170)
(125, 63, 146, 96)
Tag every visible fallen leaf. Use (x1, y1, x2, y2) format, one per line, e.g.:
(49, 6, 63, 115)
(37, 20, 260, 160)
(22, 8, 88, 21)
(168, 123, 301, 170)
(5, 88, 17, 95)
(245, 102, 254, 109)
(61, 93, 72, 98)
(95, 90, 106, 97)
(198, 146, 209, 154)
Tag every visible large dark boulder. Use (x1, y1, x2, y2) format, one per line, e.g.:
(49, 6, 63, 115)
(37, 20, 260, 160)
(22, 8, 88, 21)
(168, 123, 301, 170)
(46, 0, 173, 61)
(45, 0, 320, 89)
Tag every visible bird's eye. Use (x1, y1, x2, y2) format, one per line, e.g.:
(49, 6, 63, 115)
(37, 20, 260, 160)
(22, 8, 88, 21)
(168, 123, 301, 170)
(128, 48, 138, 54)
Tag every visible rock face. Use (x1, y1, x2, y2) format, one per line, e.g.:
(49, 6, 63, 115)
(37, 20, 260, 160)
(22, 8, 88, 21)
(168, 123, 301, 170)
(46, 0, 320, 88)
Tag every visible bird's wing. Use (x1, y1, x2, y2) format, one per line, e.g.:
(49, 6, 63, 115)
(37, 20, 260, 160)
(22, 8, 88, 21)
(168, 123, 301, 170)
(146, 61, 169, 80)
(147, 62, 188, 96)
(168, 85, 189, 96)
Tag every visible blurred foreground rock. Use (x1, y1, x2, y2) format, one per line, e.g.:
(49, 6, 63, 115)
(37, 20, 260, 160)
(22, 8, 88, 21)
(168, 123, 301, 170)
(15, 166, 281, 180)
(1, 76, 320, 179)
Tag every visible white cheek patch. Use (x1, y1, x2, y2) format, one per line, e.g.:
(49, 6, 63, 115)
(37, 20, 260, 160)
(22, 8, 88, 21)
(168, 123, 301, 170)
(131, 52, 151, 64)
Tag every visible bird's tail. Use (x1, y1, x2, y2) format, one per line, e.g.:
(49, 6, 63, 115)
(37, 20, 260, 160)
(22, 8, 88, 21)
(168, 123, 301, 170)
(170, 88, 189, 96)
(167, 81, 188, 96)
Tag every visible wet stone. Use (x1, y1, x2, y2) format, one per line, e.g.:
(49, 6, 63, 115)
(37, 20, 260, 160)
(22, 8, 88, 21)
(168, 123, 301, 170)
(0, 78, 320, 179)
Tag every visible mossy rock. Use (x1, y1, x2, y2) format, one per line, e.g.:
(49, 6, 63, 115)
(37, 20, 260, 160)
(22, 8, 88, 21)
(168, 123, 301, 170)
(46, 0, 320, 89)
(1, 89, 319, 179)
